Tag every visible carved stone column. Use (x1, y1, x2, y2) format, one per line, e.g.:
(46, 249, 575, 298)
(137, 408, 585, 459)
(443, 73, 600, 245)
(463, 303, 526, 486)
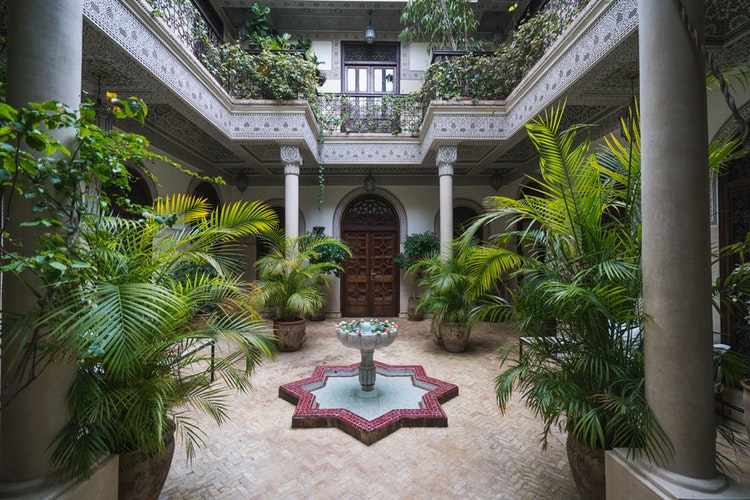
(281, 146, 302, 241)
(437, 146, 456, 261)
(1, 0, 118, 496)
(607, 0, 749, 496)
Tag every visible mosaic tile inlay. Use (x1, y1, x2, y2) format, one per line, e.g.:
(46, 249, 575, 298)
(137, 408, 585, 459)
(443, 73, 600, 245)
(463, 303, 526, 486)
(279, 361, 459, 445)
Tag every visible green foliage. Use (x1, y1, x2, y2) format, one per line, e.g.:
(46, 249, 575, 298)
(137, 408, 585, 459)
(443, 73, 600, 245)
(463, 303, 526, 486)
(45, 194, 278, 479)
(462, 101, 674, 461)
(0, 97, 217, 380)
(420, 0, 587, 102)
(399, 0, 480, 51)
(412, 240, 481, 328)
(255, 229, 352, 321)
(304, 232, 350, 278)
(196, 24, 318, 101)
(395, 231, 439, 269)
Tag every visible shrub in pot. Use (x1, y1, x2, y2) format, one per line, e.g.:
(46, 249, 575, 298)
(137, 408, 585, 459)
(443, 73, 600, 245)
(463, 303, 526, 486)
(395, 231, 439, 321)
(411, 240, 480, 351)
(462, 102, 750, 498)
(255, 229, 351, 351)
(44, 195, 278, 494)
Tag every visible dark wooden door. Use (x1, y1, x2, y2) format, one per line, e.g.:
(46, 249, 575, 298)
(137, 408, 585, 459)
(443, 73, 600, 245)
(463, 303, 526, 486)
(341, 196, 399, 317)
(720, 155, 750, 356)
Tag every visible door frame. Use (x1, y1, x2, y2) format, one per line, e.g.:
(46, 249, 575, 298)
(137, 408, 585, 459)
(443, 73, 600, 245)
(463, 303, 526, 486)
(333, 188, 407, 317)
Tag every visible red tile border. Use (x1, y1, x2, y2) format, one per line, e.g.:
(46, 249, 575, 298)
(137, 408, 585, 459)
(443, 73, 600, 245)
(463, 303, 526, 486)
(278, 361, 459, 445)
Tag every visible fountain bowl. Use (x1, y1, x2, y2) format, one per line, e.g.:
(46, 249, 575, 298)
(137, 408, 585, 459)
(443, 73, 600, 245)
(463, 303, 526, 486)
(335, 319, 398, 351)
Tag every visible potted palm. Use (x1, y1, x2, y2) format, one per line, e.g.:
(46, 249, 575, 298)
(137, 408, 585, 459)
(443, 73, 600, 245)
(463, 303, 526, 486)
(462, 103, 666, 499)
(255, 229, 351, 351)
(463, 102, 748, 498)
(411, 240, 480, 351)
(42, 195, 279, 496)
(395, 231, 439, 321)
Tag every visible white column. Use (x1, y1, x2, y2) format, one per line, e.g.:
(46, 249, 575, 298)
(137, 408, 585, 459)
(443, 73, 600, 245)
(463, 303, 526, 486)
(437, 146, 456, 261)
(606, 1, 750, 497)
(281, 146, 302, 241)
(640, 0, 715, 481)
(2, 0, 83, 484)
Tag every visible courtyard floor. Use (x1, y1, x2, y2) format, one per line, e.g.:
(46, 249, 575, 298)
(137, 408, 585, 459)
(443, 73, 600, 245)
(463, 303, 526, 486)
(159, 318, 750, 499)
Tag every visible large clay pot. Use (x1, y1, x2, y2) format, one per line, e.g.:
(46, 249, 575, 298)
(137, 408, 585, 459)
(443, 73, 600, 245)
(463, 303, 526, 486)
(439, 322, 471, 352)
(118, 432, 176, 500)
(566, 434, 605, 500)
(407, 297, 424, 321)
(741, 379, 750, 438)
(307, 305, 326, 321)
(273, 319, 307, 352)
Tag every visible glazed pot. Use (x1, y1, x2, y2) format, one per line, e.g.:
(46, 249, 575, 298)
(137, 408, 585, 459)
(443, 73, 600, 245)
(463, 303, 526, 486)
(273, 318, 307, 352)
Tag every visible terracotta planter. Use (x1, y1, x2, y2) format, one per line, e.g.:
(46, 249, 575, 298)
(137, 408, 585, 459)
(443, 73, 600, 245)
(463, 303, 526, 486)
(407, 297, 424, 321)
(118, 432, 176, 500)
(566, 434, 605, 500)
(439, 322, 471, 352)
(273, 319, 307, 352)
(742, 379, 750, 438)
(307, 306, 326, 321)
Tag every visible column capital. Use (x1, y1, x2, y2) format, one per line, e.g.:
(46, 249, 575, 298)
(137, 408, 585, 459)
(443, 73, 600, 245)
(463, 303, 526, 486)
(436, 145, 457, 175)
(280, 145, 302, 167)
(284, 164, 300, 175)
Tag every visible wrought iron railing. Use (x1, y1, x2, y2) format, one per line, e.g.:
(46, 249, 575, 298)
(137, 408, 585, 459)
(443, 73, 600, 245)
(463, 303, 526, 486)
(315, 93, 426, 135)
(139, 1, 428, 133)
(144, 0, 222, 62)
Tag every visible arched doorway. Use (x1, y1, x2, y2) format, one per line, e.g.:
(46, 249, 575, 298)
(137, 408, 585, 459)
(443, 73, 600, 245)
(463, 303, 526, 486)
(341, 194, 400, 317)
(719, 153, 750, 355)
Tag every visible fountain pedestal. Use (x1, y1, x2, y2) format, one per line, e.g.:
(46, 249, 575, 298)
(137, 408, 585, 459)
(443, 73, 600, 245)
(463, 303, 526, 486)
(335, 320, 398, 393)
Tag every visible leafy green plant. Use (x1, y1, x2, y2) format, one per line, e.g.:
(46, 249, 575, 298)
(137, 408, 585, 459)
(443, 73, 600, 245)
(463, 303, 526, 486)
(411, 240, 480, 328)
(255, 229, 351, 322)
(399, 0, 480, 51)
(419, 0, 588, 103)
(305, 231, 350, 278)
(0, 96, 219, 408)
(196, 23, 317, 101)
(463, 102, 669, 461)
(462, 101, 748, 475)
(46, 195, 278, 479)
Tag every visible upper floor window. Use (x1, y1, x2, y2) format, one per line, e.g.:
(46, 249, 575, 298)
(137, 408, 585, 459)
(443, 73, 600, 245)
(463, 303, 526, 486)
(342, 42, 399, 95)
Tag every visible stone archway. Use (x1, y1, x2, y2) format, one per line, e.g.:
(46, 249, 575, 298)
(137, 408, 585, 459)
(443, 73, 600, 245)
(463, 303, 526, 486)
(339, 192, 401, 317)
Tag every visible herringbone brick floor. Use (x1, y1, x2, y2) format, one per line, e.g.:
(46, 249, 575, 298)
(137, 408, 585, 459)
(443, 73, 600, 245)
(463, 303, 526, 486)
(159, 319, 750, 499)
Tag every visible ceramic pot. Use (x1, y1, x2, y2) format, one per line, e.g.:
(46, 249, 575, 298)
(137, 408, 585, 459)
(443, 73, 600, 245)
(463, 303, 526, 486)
(407, 297, 424, 321)
(439, 322, 471, 352)
(118, 432, 176, 500)
(273, 319, 307, 352)
(566, 434, 605, 500)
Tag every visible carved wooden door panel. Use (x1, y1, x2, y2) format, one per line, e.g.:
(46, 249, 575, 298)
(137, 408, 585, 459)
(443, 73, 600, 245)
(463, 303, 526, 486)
(341, 196, 399, 317)
(720, 155, 750, 356)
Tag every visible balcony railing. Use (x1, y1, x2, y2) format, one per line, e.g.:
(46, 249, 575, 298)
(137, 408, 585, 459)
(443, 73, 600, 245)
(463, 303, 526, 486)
(145, 0, 222, 63)
(315, 94, 426, 135)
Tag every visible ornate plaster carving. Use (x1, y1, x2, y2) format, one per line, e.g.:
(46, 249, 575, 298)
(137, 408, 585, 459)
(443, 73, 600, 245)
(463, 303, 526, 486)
(281, 145, 303, 167)
(436, 145, 457, 168)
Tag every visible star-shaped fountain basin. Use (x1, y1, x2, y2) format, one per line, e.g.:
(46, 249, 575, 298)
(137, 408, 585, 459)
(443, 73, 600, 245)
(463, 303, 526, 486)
(278, 361, 459, 445)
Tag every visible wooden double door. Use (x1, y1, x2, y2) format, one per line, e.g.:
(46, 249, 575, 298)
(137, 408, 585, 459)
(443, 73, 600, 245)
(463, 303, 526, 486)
(341, 196, 399, 317)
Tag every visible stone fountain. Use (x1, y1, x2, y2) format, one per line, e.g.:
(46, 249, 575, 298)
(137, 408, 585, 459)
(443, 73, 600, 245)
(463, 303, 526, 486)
(334, 319, 398, 395)
(279, 319, 459, 445)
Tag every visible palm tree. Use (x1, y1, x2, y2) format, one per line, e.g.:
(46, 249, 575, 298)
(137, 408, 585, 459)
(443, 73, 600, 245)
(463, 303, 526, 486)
(255, 228, 351, 350)
(460, 103, 668, 497)
(45, 194, 279, 481)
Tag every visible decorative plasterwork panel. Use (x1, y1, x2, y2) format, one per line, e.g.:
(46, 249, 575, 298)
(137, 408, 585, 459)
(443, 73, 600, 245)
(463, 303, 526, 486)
(705, 0, 750, 45)
(320, 143, 423, 164)
(503, 0, 638, 138)
(83, 0, 318, 155)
